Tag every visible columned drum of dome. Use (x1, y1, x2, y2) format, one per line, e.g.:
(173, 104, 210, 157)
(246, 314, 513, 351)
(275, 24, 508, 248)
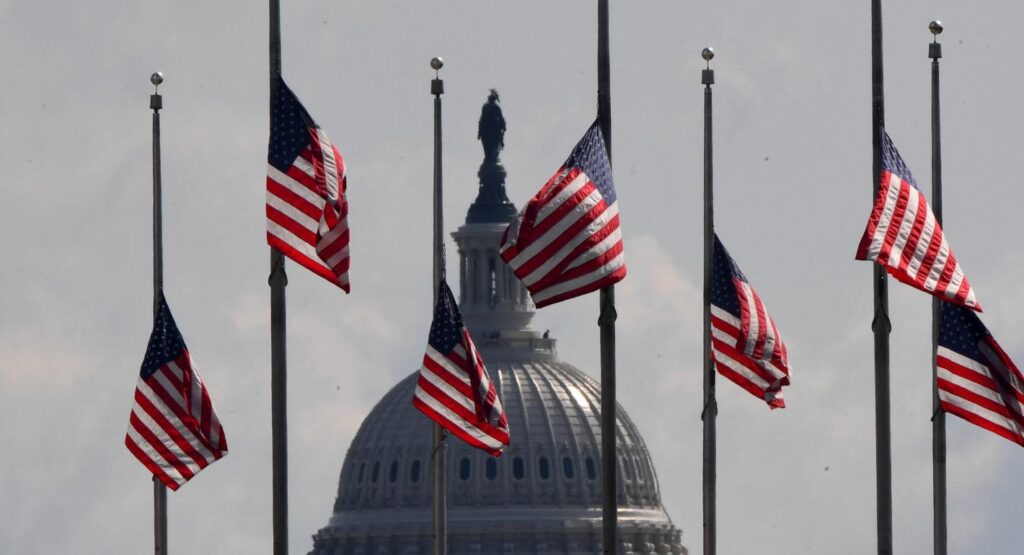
(308, 93, 686, 555)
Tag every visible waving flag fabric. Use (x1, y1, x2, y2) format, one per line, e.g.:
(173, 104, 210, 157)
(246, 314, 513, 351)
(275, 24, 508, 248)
(266, 77, 350, 292)
(499, 120, 625, 308)
(937, 302, 1024, 447)
(710, 235, 791, 408)
(855, 130, 978, 311)
(125, 295, 228, 490)
(413, 281, 510, 456)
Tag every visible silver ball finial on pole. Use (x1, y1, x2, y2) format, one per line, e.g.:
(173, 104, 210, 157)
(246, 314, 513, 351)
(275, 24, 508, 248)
(430, 57, 444, 77)
(701, 48, 715, 85)
(702, 47, 715, 69)
(929, 21, 943, 58)
(150, 72, 163, 111)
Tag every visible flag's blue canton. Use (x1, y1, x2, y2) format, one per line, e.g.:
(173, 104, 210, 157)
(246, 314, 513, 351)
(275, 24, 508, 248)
(563, 121, 616, 204)
(939, 301, 988, 360)
(880, 129, 917, 188)
(140, 296, 187, 380)
(268, 79, 316, 173)
(710, 234, 746, 317)
(428, 282, 465, 353)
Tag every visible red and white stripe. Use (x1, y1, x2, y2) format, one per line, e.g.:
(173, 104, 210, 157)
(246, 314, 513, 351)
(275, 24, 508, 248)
(124, 352, 227, 490)
(856, 170, 978, 311)
(500, 167, 625, 308)
(266, 129, 350, 292)
(937, 345, 1024, 447)
(711, 304, 790, 409)
(413, 332, 509, 456)
(735, 279, 786, 364)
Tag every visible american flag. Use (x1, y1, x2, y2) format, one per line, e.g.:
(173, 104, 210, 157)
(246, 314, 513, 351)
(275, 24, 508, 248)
(124, 295, 227, 490)
(266, 77, 350, 292)
(855, 130, 978, 311)
(412, 281, 509, 455)
(937, 302, 1024, 447)
(710, 235, 791, 409)
(499, 121, 625, 308)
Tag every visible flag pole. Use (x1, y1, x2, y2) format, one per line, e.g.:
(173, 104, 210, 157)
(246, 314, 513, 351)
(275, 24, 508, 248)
(149, 71, 169, 555)
(596, 1, 619, 553)
(268, 0, 289, 553)
(870, 1, 893, 553)
(928, 19, 947, 555)
(700, 47, 717, 555)
(429, 56, 448, 555)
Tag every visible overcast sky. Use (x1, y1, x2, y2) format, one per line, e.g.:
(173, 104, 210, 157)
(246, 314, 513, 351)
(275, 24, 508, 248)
(3, 1, 1024, 554)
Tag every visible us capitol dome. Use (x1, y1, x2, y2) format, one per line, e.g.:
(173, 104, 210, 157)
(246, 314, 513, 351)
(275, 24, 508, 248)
(309, 92, 686, 555)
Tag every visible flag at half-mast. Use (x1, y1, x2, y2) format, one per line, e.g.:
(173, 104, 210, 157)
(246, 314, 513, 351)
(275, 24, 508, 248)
(125, 295, 228, 490)
(937, 302, 1024, 447)
(413, 281, 510, 456)
(710, 235, 792, 408)
(499, 120, 625, 308)
(855, 130, 978, 311)
(266, 77, 350, 291)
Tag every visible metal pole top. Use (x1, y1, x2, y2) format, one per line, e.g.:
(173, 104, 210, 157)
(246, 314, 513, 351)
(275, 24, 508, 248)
(929, 21, 943, 59)
(701, 48, 715, 85)
(150, 72, 164, 111)
(430, 57, 445, 95)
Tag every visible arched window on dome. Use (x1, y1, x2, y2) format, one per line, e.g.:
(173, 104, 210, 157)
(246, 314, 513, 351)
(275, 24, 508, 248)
(410, 460, 422, 483)
(485, 457, 498, 480)
(513, 456, 525, 480)
(585, 457, 597, 481)
(371, 461, 380, 483)
(538, 456, 550, 480)
(357, 462, 365, 484)
(389, 461, 399, 483)
(563, 456, 575, 479)
(459, 457, 472, 481)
